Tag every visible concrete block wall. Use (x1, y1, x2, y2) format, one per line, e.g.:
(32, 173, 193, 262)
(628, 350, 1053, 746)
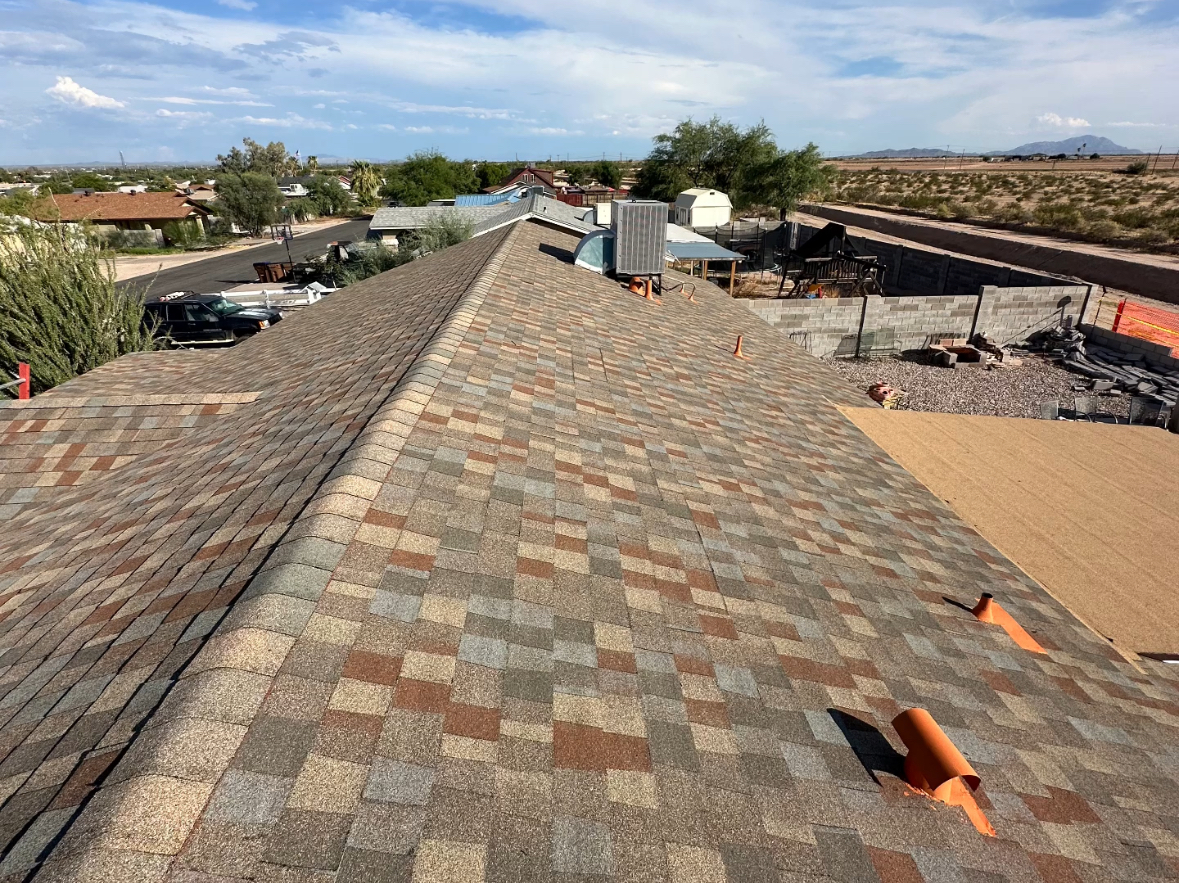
(1084, 325, 1179, 373)
(746, 283, 1089, 358)
(978, 285, 1087, 345)
(744, 297, 868, 357)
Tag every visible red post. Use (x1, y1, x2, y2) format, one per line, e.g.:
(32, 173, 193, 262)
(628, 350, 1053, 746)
(1112, 299, 1126, 333)
(16, 363, 30, 399)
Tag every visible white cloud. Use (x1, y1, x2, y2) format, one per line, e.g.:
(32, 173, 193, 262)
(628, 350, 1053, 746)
(45, 76, 124, 109)
(1038, 112, 1091, 128)
(237, 113, 333, 130)
(4, 0, 1176, 161)
(216, 0, 257, 10)
(155, 96, 271, 107)
(156, 108, 213, 120)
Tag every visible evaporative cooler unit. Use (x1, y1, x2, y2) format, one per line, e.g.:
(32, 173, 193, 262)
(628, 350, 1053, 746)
(611, 200, 667, 277)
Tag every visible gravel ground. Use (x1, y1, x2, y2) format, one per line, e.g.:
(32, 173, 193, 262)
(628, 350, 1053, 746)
(829, 353, 1132, 419)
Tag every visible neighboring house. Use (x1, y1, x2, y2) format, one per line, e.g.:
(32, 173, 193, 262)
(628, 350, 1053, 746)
(0, 207, 1173, 883)
(367, 194, 594, 246)
(675, 188, 733, 227)
(0, 182, 39, 196)
(366, 205, 509, 246)
(180, 183, 217, 202)
(486, 164, 556, 195)
(118, 185, 148, 194)
(38, 191, 212, 242)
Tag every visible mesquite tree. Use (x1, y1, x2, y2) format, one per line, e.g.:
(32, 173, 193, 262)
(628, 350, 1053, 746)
(0, 223, 155, 395)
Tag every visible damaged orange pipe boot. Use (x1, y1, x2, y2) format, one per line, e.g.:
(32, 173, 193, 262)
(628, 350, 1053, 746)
(971, 593, 1046, 654)
(892, 708, 995, 836)
(733, 335, 748, 359)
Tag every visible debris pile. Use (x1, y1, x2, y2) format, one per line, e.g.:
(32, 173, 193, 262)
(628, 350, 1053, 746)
(867, 382, 903, 409)
(927, 335, 1022, 370)
(1029, 326, 1179, 408)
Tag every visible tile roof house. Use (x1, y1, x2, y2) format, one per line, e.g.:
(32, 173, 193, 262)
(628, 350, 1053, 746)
(0, 216, 1177, 882)
(38, 192, 212, 233)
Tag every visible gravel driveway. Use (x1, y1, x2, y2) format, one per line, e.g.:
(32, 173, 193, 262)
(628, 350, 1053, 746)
(829, 353, 1131, 420)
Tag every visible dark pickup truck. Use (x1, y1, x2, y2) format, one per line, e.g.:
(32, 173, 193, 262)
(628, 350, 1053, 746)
(144, 293, 282, 345)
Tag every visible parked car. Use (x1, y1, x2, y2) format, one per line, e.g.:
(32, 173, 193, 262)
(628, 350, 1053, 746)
(144, 293, 281, 345)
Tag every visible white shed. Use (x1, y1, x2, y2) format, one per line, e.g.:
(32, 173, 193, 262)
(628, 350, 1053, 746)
(674, 188, 732, 228)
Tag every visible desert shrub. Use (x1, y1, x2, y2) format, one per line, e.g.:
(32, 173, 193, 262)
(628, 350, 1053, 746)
(974, 198, 998, 216)
(0, 224, 155, 395)
(1085, 219, 1120, 241)
(1112, 207, 1154, 229)
(101, 229, 160, 250)
(414, 214, 474, 254)
(162, 219, 207, 248)
(993, 203, 1032, 224)
(1124, 161, 1149, 176)
(1135, 228, 1170, 246)
(1033, 202, 1083, 231)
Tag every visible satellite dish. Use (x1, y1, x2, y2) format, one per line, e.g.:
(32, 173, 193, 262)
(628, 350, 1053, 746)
(573, 229, 615, 275)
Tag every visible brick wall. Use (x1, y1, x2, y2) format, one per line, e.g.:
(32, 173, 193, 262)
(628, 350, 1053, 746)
(746, 284, 1088, 358)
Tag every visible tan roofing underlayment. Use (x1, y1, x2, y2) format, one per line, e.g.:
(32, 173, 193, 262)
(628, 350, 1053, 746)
(841, 407, 1179, 656)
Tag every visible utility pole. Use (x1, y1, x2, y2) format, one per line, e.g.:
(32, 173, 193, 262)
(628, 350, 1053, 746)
(1153, 145, 1164, 173)
(1170, 149, 1178, 171)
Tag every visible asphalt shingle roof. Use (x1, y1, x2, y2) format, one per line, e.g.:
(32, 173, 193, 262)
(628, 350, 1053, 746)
(368, 205, 506, 232)
(0, 219, 1177, 882)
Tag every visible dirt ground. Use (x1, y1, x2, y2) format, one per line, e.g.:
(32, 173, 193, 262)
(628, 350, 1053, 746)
(842, 407, 1179, 658)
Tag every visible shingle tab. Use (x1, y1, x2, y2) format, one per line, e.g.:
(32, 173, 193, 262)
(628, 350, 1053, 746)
(3, 220, 1178, 883)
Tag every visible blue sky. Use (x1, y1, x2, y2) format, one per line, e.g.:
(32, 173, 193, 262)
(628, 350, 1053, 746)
(0, 0, 1175, 165)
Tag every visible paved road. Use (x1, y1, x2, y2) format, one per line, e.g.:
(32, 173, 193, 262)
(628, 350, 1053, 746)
(120, 219, 372, 299)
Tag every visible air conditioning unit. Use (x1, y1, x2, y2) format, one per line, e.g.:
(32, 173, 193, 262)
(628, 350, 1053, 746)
(611, 200, 667, 276)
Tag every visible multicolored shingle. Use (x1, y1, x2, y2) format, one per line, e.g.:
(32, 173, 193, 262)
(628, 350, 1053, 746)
(0, 219, 1176, 883)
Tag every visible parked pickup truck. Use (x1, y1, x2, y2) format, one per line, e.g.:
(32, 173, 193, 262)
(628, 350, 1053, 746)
(144, 293, 282, 345)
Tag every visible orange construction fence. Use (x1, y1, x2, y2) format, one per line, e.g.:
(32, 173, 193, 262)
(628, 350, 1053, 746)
(1112, 299, 1179, 357)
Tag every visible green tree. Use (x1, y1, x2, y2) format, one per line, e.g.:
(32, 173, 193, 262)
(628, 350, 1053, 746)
(0, 189, 41, 219)
(214, 172, 286, 236)
(308, 175, 353, 216)
(633, 116, 777, 208)
(744, 143, 835, 220)
(349, 160, 380, 205)
(40, 176, 76, 195)
(306, 156, 319, 173)
(475, 162, 511, 190)
(589, 160, 623, 189)
(69, 173, 114, 192)
(217, 138, 295, 179)
(0, 224, 155, 395)
(381, 151, 479, 206)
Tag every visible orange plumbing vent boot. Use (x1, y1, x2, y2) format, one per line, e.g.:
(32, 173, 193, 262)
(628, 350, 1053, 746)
(734, 335, 747, 359)
(628, 278, 644, 295)
(971, 593, 1046, 654)
(892, 708, 996, 837)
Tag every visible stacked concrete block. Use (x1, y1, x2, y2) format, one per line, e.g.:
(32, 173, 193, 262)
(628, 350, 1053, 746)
(1084, 325, 1179, 373)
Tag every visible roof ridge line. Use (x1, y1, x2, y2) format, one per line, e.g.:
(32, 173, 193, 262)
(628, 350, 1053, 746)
(32, 226, 522, 880)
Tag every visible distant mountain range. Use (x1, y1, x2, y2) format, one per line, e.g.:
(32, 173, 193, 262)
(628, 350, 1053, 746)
(847, 135, 1143, 159)
(989, 135, 1143, 156)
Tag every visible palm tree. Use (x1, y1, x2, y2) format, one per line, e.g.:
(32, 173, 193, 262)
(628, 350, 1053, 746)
(306, 156, 319, 173)
(350, 161, 380, 206)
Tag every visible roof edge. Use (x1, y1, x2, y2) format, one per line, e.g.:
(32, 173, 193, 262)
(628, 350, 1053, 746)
(34, 225, 522, 881)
